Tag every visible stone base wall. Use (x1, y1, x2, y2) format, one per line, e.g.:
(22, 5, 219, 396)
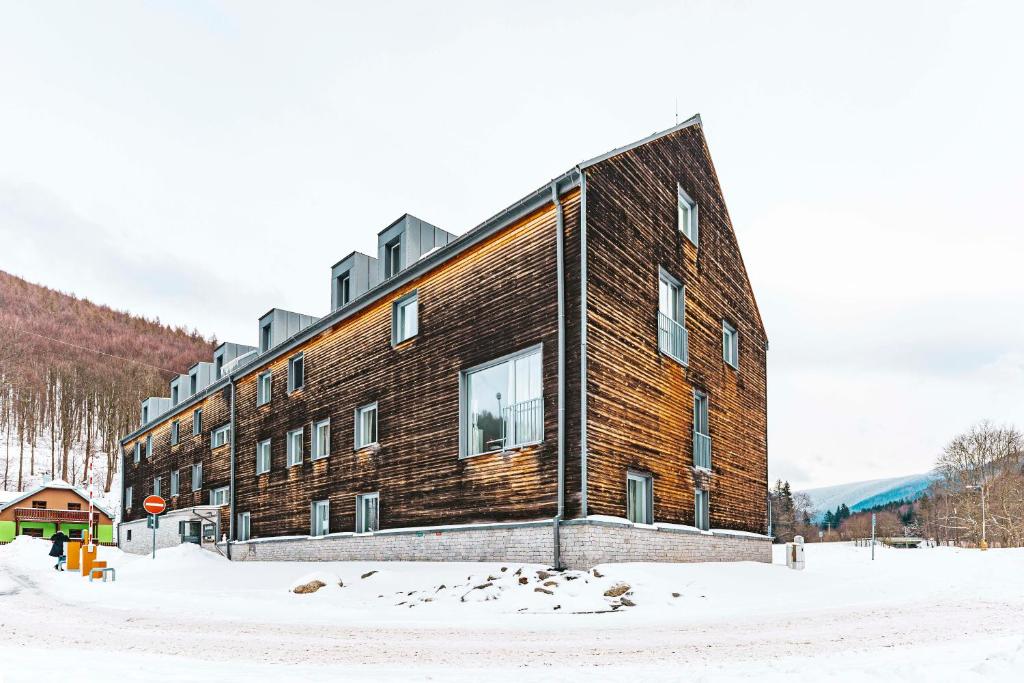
(221, 519, 771, 569)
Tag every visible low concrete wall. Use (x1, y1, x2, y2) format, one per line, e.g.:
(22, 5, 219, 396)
(222, 519, 771, 569)
(118, 507, 223, 555)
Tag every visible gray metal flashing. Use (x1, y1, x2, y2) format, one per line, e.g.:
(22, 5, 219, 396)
(119, 171, 579, 447)
(577, 114, 702, 170)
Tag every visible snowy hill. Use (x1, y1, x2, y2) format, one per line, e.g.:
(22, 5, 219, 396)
(800, 472, 937, 521)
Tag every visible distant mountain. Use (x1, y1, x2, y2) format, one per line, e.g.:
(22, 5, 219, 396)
(800, 472, 938, 521)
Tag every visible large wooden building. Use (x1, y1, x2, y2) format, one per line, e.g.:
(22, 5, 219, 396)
(118, 116, 770, 567)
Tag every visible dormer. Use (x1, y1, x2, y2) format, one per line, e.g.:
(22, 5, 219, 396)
(213, 342, 257, 378)
(330, 252, 380, 311)
(188, 362, 215, 395)
(169, 375, 189, 406)
(140, 397, 172, 426)
(376, 214, 454, 282)
(258, 308, 318, 354)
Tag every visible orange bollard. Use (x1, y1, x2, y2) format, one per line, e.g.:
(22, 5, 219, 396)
(90, 560, 107, 581)
(67, 541, 81, 571)
(81, 546, 96, 577)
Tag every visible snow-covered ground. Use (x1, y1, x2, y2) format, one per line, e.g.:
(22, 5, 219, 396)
(0, 538, 1021, 681)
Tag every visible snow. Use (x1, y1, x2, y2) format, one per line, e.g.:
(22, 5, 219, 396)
(1, 538, 1022, 681)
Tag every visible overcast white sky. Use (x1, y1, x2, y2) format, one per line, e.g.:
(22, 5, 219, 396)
(2, 1, 1022, 489)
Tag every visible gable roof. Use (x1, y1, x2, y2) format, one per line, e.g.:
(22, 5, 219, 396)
(0, 479, 114, 519)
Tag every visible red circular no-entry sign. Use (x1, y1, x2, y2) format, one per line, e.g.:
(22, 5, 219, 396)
(143, 495, 166, 515)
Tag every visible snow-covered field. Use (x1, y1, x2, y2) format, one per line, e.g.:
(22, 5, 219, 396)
(1, 538, 1022, 682)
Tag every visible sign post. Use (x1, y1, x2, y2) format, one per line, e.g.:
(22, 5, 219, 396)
(143, 495, 166, 559)
(871, 513, 876, 561)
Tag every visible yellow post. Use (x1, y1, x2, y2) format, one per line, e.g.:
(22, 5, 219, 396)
(81, 546, 96, 577)
(67, 541, 81, 571)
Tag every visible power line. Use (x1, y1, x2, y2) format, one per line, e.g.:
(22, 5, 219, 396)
(0, 322, 182, 376)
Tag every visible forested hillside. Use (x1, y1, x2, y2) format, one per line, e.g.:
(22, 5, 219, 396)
(0, 270, 215, 494)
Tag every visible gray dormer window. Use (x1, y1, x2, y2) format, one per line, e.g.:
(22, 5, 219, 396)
(142, 405, 149, 424)
(260, 323, 272, 353)
(384, 237, 401, 278)
(189, 372, 198, 395)
(214, 355, 223, 379)
(171, 385, 179, 405)
(336, 272, 351, 307)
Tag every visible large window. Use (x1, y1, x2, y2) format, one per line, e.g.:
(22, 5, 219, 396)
(170, 470, 179, 497)
(257, 371, 272, 406)
(678, 184, 698, 245)
(693, 391, 711, 469)
(627, 472, 653, 524)
(356, 492, 379, 533)
(311, 499, 330, 536)
(237, 512, 251, 541)
(287, 428, 303, 467)
(695, 488, 710, 531)
(462, 347, 543, 457)
(392, 291, 418, 344)
(211, 424, 230, 449)
(192, 462, 203, 492)
(355, 403, 378, 449)
(722, 320, 739, 369)
(193, 408, 202, 435)
(288, 353, 304, 393)
(256, 439, 271, 475)
(384, 237, 401, 278)
(312, 419, 330, 460)
(210, 486, 229, 506)
(658, 270, 688, 365)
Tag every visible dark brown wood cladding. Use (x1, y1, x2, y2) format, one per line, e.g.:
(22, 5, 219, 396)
(583, 124, 769, 533)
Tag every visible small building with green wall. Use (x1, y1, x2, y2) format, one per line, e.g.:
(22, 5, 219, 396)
(0, 479, 114, 544)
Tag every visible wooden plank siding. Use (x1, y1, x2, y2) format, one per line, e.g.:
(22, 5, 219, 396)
(583, 124, 769, 533)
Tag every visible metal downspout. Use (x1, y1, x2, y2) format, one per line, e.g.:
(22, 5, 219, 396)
(227, 376, 236, 560)
(579, 169, 588, 517)
(552, 181, 566, 569)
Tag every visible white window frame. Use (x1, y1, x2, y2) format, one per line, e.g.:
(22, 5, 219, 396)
(354, 403, 378, 449)
(356, 492, 380, 533)
(722, 320, 739, 369)
(170, 420, 180, 446)
(211, 424, 230, 449)
(237, 512, 251, 541)
(658, 268, 688, 366)
(336, 271, 351, 307)
(193, 408, 202, 435)
(192, 462, 203, 492)
(311, 499, 330, 536)
(287, 427, 304, 467)
(288, 353, 305, 393)
(133, 442, 141, 464)
(170, 469, 179, 497)
(210, 486, 229, 506)
(153, 476, 161, 497)
(678, 183, 698, 245)
(392, 290, 419, 345)
(384, 236, 401, 278)
(312, 418, 330, 460)
(256, 438, 271, 475)
(627, 472, 653, 525)
(146, 435, 153, 458)
(260, 322, 272, 353)
(459, 345, 544, 458)
(125, 486, 133, 510)
(257, 370, 272, 406)
(695, 488, 710, 531)
(693, 391, 711, 470)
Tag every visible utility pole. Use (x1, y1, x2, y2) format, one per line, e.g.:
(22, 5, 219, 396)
(871, 513, 876, 561)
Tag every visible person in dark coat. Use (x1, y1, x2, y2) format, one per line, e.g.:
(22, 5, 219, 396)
(49, 528, 69, 571)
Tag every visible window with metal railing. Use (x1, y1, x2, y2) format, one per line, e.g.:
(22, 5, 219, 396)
(658, 270, 688, 365)
(462, 347, 543, 457)
(693, 391, 711, 469)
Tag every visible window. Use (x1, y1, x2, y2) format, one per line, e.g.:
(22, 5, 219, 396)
(627, 472, 653, 524)
(287, 428, 303, 466)
(695, 488, 710, 531)
(68, 528, 83, 540)
(189, 372, 198, 395)
(336, 272, 351, 307)
(192, 463, 203, 491)
(193, 408, 202, 435)
(214, 355, 223, 379)
(126, 529, 132, 542)
(32, 500, 47, 509)
(392, 291, 419, 344)
(257, 371, 272, 406)
(67, 503, 81, 511)
(171, 385, 179, 405)
(463, 347, 543, 456)
(311, 499, 330, 536)
(355, 403, 378, 449)
(170, 469, 179, 497)
(678, 184, 698, 245)
(693, 391, 711, 469)
(125, 486, 133, 510)
(658, 270, 688, 364)
(237, 512, 251, 541)
(256, 439, 271, 475)
(288, 353, 304, 393)
(312, 419, 330, 459)
(134, 442, 141, 464)
(211, 424, 230, 449)
(356, 492, 379, 533)
(146, 435, 153, 458)
(260, 323, 272, 353)
(210, 486, 229, 506)
(153, 476, 161, 497)
(722, 320, 739, 369)
(384, 237, 401, 278)
(171, 420, 180, 446)
(142, 406, 149, 423)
